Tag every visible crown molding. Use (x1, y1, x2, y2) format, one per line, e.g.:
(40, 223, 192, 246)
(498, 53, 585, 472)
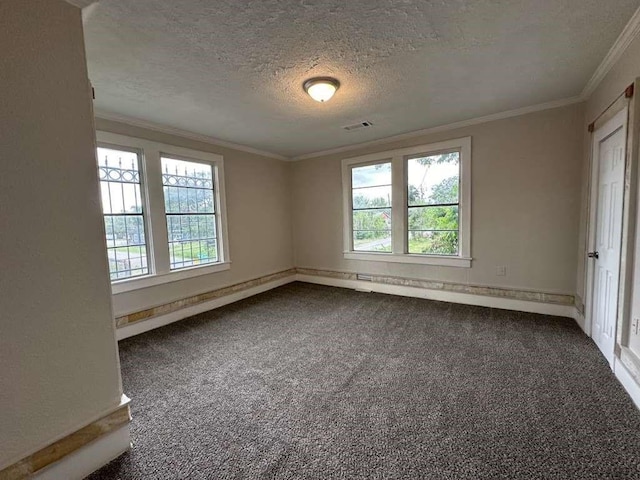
(94, 110, 289, 161)
(97, 96, 582, 164)
(290, 96, 583, 161)
(581, 5, 640, 99)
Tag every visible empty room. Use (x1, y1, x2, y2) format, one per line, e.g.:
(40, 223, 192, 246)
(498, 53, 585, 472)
(4, 0, 640, 478)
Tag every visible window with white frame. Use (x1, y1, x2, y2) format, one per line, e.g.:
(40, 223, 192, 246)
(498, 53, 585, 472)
(407, 151, 460, 255)
(161, 156, 219, 270)
(351, 161, 392, 252)
(97, 145, 149, 281)
(96, 132, 230, 293)
(342, 137, 471, 268)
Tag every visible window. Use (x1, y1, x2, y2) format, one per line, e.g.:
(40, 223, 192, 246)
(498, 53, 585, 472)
(97, 145, 149, 280)
(351, 162, 392, 252)
(96, 132, 230, 293)
(342, 137, 471, 268)
(162, 157, 219, 270)
(407, 152, 460, 255)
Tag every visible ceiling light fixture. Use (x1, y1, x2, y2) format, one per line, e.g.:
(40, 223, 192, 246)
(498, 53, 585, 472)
(303, 77, 340, 103)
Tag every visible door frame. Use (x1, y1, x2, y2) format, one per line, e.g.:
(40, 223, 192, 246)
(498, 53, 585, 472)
(585, 107, 628, 365)
(583, 89, 639, 369)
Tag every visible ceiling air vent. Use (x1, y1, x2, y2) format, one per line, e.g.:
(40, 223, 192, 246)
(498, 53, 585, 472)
(343, 121, 374, 132)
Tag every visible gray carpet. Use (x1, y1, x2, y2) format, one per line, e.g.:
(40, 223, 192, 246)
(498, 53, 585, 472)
(88, 282, 640, 479)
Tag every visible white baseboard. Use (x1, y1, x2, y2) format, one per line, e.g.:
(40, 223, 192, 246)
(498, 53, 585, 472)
(117, 275, 296, 340)
(295, 274, 576, 318)
(33, 424, 130, 480)
(614, 357, 640, 410)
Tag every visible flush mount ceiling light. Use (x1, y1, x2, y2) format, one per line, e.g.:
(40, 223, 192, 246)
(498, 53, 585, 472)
(303, 77, 340, 103)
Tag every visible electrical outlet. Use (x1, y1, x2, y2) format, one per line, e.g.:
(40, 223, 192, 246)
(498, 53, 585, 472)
(496, 266, 507, 276)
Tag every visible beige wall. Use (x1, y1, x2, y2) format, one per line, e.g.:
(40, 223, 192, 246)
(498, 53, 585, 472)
(0, 0, 122, 468)
(292, 103, 585, 295)
(94, 119, 295, 317)
(586, 37, 640, 124)
(579, 33, 640, 355)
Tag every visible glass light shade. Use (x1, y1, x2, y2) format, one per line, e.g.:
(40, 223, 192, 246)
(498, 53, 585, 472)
(304, 78, 339, 102)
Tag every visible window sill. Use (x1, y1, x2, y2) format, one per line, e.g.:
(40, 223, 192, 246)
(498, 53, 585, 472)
(111, 262, 231, 294)
(343, 252, 472, 268)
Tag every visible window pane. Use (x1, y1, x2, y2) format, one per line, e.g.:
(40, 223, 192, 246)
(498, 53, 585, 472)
(353, 185, 392, 209)
(352, 162, 391, 189)
(168, 237, 219, 270)
(408, 152, 459, 206)
(104, 216, 149, 279)
(163, 185, 215, 214)
(353, 209, 391, 231)
(162, 157, 219, 270)
(351, 162, 392, 252)
(408, 231, 459, 255)
(353, 230, 392, 253)
(108, 245, 149, 281)
(408, 206, 458, 231)
(97, 146, 149, 281)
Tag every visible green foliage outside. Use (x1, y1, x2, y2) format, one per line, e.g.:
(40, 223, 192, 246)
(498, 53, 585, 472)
(352, 194, 391, 251)
(408, 175, 459, 255)
(352, 152, 460, 254)
(409, 152, 459, 255)
(113, 245, 145, 255)
(169, 240, 218, 263)
(105, 213, 144, 245)
(164, 182, 218, 264)
(105, 170, 219, 275)
(114, 241, 217, 262)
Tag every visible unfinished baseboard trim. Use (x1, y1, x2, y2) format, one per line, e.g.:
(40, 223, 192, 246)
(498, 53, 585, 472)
(296, 273, 575, 318)
(114, 267, 576, 338)
(0, 397, 130, 480)
(571, 295, 587, 333)
(572, 308, 587, 333)
(614, 355, 640, 410)
(34, 425, 129, 480)
(116, 270, 297, 340)
(620, 347, 640, 383)
(296, 268, 574, 306)
(115, 269, 296, 329)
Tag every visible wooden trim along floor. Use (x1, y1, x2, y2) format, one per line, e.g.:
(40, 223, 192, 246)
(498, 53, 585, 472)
(115, 267, 575, 333)
(0, 401, 130, 480)
(295, 268, 575, 306)
(115, 269, 297, 327)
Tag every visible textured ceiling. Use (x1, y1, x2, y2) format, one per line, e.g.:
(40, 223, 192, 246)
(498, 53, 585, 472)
(84, 0, 640, 158)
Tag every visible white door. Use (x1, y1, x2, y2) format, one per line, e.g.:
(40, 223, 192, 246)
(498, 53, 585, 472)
(589, 110, 627, 365)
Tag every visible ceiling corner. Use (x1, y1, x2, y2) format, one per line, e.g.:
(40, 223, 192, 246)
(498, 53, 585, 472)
(64, 0, 98, 8)
(581, 5, 640, 99)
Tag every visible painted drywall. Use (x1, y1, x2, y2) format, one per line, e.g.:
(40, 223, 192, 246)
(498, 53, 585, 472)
(0, 0, 123, 468)
(94, 118, 295, 317)
(579, 32, 640, 356)
(291, 103, 585, 296)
